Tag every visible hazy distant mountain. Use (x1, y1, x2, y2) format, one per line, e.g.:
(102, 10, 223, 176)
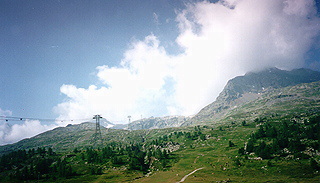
(127, 116, 190, 130)
(99, 118, 114, 128)
(111, 123, 128, 129)
(188, 68, 320, 125)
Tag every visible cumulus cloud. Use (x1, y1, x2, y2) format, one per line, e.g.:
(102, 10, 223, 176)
(54, 0, 320, 123)
(1, 108, 57, 145)
(54, 35, 175, 123)
(0, 120, 57, 145)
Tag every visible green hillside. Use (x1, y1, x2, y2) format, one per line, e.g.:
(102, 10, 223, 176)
(1, 112, 320, 182)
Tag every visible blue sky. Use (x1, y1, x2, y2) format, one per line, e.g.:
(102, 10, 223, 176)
(1, 0, 320, 144)
(0, 0, 188, 119)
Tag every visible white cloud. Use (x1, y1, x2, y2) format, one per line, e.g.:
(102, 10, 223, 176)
(0, 108, 57, 145)
(0, 120, 57, 145)
(153, 12, 160, 25)
(54, 0, 320, 123)
(0, 108, 12, 116)
(54, 35, 175, 123)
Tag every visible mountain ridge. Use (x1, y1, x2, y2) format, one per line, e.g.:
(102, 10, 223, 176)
(188, 67, 320, 125)
(127, 115, 189, 130)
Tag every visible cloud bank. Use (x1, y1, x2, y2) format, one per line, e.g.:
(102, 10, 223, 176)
(0, 119, 57, 145)
(55, 0, 320, 123)
(0, 108, 57, 145)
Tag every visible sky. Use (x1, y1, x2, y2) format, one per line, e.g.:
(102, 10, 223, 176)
(1, 0, 320, 145)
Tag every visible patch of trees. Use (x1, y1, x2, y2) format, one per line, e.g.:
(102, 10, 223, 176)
(239, 115, 320, 166)
(80, 143, 172, 172)
(149, 128, 207, 148)
(172, 128, 206, 141)
(128, 144, 148, 172)
(0, 141, 175, 182)
(146, 147, 171, 170)
(0, 147, 74, 181)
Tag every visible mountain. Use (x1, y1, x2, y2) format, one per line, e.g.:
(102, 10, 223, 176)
(98, 118, 114, 128)
(111, 123, 128, 129)
(0, 122, 149, 155)
(1, 68, 320, 182)
(127, 115, 190, 130)
(221, 80, 320, 122)
(1, 67, 320, 154)
(0, 122, 97, 155)
(188, 68, 320, 125)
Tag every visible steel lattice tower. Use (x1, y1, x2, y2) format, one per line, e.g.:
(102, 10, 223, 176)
(92, 114, 103, 145)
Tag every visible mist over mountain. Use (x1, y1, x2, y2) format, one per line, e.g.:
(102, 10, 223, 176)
(95, 68, 320, 130)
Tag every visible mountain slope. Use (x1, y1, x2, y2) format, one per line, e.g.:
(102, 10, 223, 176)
(222, 80, 320, 123)
(0, 122, 149, 155)
(127, 116, 189, 130)
(189, 68, 320, 125)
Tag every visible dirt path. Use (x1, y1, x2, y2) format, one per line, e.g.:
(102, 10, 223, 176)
(176, 167, 204, 183)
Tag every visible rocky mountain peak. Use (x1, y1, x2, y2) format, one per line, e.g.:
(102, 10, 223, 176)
(189, 68, 320, 124)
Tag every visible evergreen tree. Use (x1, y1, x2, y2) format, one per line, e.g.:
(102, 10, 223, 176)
(242, 120, 247, 126)
(246, 139, 255, 153)
(229, 140, 235, 147)
(310, 159, 320, 170)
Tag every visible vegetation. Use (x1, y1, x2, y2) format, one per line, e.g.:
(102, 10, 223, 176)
(0, 142, 174, 182)
(0, 147, 74, 181)
(1, 114, 320, 182)
(239, 114, 320, 162)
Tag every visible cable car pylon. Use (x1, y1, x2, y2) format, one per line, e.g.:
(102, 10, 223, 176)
(92, 114, 103, 146)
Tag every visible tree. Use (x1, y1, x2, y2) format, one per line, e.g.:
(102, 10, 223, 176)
(245, 139, 255, 153)
(238, 147, 245, 155)
(242, 120, 247, 126)
(86, 148, 100, 163)
(200, 134, 206, 141)
(48, 147, 54, 155)
(162, 149, 169, 159)
(229, 140, 235, 147)
(255, 141, 272, 159)
(55, 159, 73, 178)
(73, 148, 80, 154)
(310, 159, 320, 170)
(129, 152, 147, 172)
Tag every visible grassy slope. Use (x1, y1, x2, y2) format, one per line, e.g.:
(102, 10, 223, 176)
(51, 122, 319, 183)
(133, 125, 320, 183)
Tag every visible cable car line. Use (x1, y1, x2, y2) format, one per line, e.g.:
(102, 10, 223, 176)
(0, 115, 92, 123)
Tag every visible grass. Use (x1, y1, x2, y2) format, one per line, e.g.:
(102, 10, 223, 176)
(127, 124, 320, 183)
